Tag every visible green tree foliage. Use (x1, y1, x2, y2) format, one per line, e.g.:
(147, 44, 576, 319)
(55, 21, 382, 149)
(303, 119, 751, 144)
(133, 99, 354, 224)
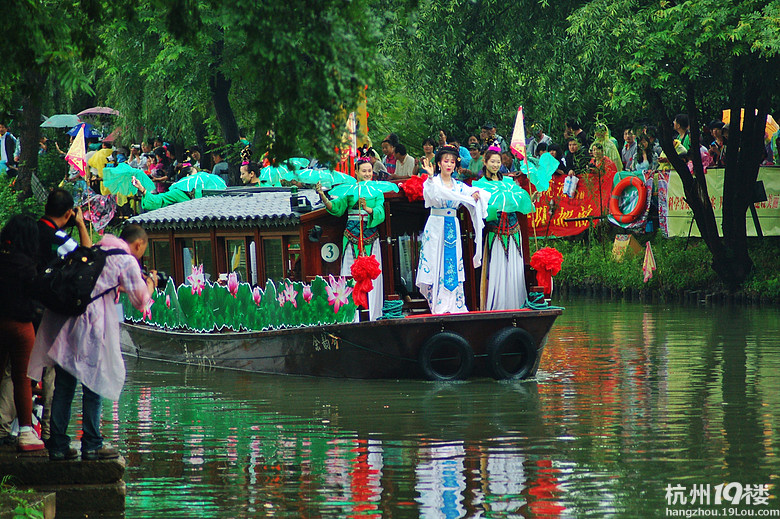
(95, 0, 382, 161)
(373, 0, 592, 150)
(2, 1, 105, 198)
(568, 0, 780, 289)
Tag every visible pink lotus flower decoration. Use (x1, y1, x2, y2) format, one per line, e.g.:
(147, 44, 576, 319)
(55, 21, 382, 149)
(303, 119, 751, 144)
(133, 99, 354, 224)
(227, 272, 239, 298)
(283, 283, 298, 308)
(302, 285, 313, 303)
(253, 287, 262, 306)
(326, 275, 352, 314)
(165, 295, 171, 308)
(277, 292, 286, 307)
(142, 298, 154, 321)
(187, 264, 205, 295)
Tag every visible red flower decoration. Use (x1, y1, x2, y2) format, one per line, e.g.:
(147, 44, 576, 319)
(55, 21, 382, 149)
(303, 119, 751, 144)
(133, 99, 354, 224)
(350, 254, 381, 309)
(530, 247, 564, 296)
(400, 174, 427, 202)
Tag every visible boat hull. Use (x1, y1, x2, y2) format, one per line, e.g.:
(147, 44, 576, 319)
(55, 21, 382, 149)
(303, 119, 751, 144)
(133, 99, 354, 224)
(120, 308, 562, 380)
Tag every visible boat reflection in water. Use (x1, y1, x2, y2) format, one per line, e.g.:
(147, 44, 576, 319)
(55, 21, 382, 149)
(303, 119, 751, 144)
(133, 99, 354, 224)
(110, 300, 780, 518)
(114, 359, 565, 518)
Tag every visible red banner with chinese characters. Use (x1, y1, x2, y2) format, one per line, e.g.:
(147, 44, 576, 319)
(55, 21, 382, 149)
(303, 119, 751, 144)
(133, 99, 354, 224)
(525, 172, 615, 237)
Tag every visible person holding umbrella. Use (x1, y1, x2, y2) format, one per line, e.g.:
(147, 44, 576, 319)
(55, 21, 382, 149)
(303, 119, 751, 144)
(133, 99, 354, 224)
(416, 145, 488, 314)
(473, 147, 535, 310)
(132, 155, 226, 211)
(315, 156, 389, 320)
(131, 161, 198, 211)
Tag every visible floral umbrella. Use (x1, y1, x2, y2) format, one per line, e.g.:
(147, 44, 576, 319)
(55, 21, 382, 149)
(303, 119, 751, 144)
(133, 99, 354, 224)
(82, 194, 116, 232)
(103, 162, 155, 195)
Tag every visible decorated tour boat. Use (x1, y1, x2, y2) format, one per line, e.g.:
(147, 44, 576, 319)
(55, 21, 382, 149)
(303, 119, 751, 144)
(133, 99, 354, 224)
(119, 183, 563, 381)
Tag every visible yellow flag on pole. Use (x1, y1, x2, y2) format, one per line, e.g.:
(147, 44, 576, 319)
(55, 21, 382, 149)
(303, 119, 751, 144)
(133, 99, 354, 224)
(510, 106, 527, 160)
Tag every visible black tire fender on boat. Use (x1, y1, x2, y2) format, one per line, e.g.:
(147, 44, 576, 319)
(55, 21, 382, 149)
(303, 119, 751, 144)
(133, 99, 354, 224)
(418, 332, 475, 381)
(486, 327, 537, 380)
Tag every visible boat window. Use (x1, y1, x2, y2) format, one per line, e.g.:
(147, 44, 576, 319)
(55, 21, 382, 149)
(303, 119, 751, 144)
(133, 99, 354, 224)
(286, 237, 301, 281)
(181, 238, 215, 283)
(263, 238, 284, 282)
(225, 238, 249, 283)
(249, 240, 257, 285)
(151, 240, 174, 285)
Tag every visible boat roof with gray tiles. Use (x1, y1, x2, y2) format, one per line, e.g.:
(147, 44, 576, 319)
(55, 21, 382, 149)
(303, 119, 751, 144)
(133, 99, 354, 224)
(128, 188, 322, 231)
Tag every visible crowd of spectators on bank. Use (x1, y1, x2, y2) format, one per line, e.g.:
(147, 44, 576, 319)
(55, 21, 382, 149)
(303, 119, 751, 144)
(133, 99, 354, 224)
(2, 109, 778, 221)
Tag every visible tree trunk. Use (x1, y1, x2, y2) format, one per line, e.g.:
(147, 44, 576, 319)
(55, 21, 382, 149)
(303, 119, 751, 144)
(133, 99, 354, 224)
(648, 68, 761, 291)
(716, 56, 768, 288)
(208, 37, 239, 146)
(14, 69, 45, 201)
(191, 113, 210, 170)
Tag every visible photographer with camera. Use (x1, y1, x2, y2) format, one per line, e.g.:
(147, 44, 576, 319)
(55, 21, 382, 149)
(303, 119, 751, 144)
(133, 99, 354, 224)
(33, 189, 92, 442)
(29, 224, 155, 461)
(38, 188, 92, 266)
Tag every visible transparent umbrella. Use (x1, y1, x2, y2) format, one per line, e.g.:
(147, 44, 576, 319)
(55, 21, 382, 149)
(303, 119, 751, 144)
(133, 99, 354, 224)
(40, 114, 81, 128)
(171, 171, 227, 194)
(298, 168, 357, 188)
(329, 180, 399, 200)
(259, 164, 289, 187)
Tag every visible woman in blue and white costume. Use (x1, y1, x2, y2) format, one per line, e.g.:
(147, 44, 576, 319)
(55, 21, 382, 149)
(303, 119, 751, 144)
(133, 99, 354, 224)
(416, 145, 488, 314)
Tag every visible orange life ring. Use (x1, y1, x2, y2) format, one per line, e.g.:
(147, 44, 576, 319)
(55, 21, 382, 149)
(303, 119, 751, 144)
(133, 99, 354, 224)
(609, 176, 647, 224)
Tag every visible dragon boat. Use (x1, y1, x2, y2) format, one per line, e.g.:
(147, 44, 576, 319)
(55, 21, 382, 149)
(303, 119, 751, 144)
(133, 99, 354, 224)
(119, 184, 562, 381)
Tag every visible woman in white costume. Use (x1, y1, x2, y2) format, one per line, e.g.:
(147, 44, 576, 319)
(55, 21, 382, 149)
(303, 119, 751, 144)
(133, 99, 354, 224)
(416, 145, 487, 314)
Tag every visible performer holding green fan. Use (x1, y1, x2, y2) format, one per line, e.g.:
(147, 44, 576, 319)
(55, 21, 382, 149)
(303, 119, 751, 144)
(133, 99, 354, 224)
(316, 156, 397, 320)
(473, 145, 535, 311)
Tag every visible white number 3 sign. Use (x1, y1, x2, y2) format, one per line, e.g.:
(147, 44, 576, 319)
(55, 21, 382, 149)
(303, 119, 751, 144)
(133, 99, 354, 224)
(320, 243, 340, 263)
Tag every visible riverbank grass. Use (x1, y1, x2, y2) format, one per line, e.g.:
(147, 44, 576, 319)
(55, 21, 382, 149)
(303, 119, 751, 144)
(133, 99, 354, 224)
(547, 234, 780, 303)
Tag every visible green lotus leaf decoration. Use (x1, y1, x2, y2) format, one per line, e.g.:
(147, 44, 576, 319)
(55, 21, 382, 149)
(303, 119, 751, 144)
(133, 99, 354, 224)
(121, 266, 358, 333)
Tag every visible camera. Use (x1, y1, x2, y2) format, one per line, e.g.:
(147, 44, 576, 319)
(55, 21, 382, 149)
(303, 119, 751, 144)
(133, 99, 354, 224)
(65, 206, 81, 228)
(142, 269, 171, 286)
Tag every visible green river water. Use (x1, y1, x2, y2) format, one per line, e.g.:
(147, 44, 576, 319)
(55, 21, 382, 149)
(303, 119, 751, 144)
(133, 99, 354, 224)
(96, 298, 780, 518)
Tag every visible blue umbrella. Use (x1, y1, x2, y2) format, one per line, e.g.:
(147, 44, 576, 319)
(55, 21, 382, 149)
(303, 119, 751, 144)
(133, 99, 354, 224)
(67, 123, 101, 139)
